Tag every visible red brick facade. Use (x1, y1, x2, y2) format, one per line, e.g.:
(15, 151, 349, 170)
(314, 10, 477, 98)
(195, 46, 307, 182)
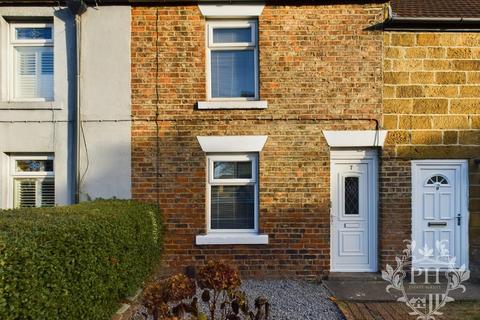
(131, 3, 384, 278)
(131, 3, 480, 280)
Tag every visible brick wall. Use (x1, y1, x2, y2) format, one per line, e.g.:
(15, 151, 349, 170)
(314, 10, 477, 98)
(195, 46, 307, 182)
(382, 32, 480, 278)
(131, 4, 385, 278)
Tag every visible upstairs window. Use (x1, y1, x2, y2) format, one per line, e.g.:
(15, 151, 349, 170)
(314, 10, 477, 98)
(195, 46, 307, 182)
(9, 23, 54, 101)
(10, 155, 55, 208)
(206, 20, 258, 100)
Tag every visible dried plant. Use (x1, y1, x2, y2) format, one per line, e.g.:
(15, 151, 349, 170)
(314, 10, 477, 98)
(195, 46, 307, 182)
(197, 260, 244, 320)
(141, 261, 269, 320)
(143, 274, 198, 320)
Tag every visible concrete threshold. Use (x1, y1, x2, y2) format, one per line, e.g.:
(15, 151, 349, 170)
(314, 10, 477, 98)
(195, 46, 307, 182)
(324, 273, 480, 301)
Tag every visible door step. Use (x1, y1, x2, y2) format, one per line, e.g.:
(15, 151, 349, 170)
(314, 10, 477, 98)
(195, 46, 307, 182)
(328, 272, 383, 281)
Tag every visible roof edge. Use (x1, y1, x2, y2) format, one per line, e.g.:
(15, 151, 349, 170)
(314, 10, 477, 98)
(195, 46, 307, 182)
(0, 0, 389, 5)
(388, 0, 480, 22)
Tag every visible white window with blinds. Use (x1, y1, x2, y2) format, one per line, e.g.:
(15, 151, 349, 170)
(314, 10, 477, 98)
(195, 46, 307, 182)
(206, 154, 258, 233)
(10, 155, 55, 208)
(206, 20, 258, 100)
(9, 23, 54, 101)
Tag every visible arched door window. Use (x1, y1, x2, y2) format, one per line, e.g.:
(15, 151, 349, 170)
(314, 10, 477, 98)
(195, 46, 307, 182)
(426, 175, 449, 189)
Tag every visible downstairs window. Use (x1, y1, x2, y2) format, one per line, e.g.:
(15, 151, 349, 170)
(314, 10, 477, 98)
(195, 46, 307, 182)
(207, 153, 258, 233)
(10, 155, 54, 208)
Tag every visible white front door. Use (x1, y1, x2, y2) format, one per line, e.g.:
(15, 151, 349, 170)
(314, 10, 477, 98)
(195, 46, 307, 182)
(412, 160, 469, 269)
(331, 149, 378, 272)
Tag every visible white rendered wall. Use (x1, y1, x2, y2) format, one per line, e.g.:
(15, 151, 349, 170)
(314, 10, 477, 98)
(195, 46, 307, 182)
(78, 6, 131, 201)
(0, 6, 131, 208)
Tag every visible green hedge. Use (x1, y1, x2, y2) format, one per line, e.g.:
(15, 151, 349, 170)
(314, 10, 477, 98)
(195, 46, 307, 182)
(0, 200, 163, 320)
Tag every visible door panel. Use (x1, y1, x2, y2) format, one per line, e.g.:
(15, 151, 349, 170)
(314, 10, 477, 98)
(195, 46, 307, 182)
(331, 150, 377, 272)
(340, 231, 364, 255)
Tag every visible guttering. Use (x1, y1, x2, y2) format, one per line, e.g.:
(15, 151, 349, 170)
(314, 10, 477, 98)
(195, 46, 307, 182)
(385, 17, 480, 32)
(389, 16, 480, 24)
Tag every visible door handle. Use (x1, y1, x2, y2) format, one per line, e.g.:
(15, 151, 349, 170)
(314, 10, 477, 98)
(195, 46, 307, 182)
(456, 214, 461, 226)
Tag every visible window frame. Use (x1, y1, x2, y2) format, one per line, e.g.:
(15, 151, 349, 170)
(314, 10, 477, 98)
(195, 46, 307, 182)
(205, 20, 259, 101)
(8, 22, 54, 102)
(206, 153, 259, 234)
(8, 155, 55, 208)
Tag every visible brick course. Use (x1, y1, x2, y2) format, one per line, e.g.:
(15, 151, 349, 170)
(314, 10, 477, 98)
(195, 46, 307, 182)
(131, 4, 384, 278)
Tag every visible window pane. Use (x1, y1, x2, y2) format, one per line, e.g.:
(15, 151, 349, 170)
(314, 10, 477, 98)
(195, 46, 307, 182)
(213, 28, 251, 43)
(344, 177, 359, 215)
(41, 178, 55, 207)
(40, 50, 54, 98)
(211, 185, 254, 229)
(211, 50, 255, 98)
(15, 27, 52, 40)
(16, 159, 53, 172)
(214, 161, 252, 179)
(41, 51, 53, 74)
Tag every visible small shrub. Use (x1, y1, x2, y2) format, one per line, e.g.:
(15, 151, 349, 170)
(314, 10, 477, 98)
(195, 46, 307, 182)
(143, 260, 269, 320)
(0, 200, 163, 320)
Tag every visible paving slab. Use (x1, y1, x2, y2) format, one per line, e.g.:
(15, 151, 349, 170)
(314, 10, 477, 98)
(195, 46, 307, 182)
(324, 274, 480, 301)
(324, 280, 402, 301)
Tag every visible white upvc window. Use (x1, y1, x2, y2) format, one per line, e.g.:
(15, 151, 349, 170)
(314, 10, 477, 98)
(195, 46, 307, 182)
(206, 153, 258, 233)
(9, 23, 54, 102)
(10, 155, 55, 208)
(206, 20, 258, 101)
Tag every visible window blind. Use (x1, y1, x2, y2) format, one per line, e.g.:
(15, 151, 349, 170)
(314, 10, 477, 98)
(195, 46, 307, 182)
(14, 179, 36, 208)
(211, 185, 255, 229)
(14, 178, 55, 208)
(211, 50, 255, 98)
(15, 46, 53, 100)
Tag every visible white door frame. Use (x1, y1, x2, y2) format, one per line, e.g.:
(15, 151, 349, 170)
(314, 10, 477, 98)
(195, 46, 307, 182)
(330, 149, 378, 272)
(411, 160, 469, 269)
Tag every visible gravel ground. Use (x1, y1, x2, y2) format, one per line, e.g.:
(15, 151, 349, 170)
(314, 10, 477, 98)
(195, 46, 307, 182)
(240, 280, 344, 320)
(133, 280, 344, 320)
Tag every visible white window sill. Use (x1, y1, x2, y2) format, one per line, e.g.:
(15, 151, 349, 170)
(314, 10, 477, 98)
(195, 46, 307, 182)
(196, 233, 269, 245)
(198, 100, 267, 110)
(0, 101, 61, 110)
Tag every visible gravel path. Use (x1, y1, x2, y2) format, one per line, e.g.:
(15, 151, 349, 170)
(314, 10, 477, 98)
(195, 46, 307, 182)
(133, 280, 344, 320)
